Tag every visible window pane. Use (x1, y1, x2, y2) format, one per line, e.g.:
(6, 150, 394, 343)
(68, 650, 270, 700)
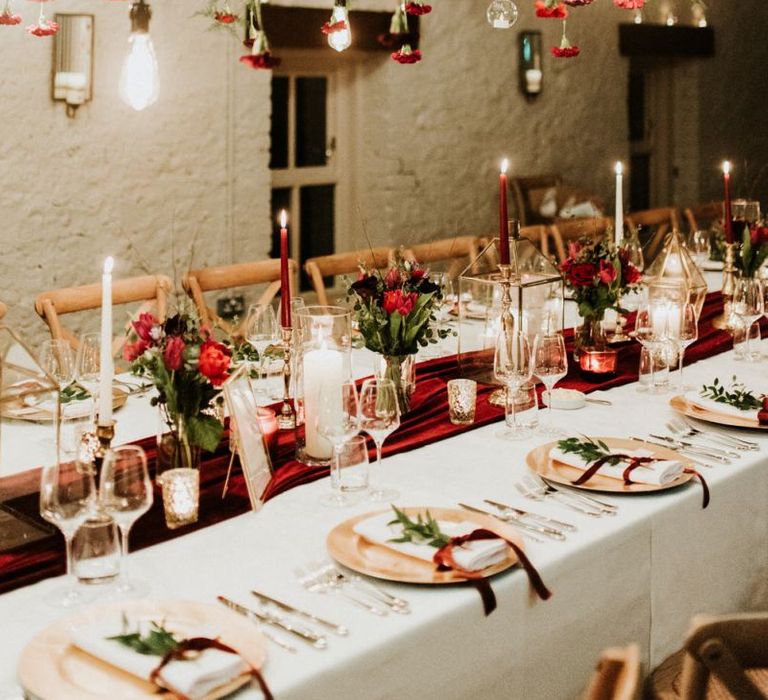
(270, 77, 289, 169)
(270, 188, 291, 259)
(300, 185, 334, 290)
(295, 77, 327, 168)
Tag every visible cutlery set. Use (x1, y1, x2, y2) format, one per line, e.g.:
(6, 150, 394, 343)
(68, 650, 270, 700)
(516, 474, 618, 518)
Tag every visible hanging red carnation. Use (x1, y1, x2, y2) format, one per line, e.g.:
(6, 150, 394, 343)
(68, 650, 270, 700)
(321, 19, 347, 34)
(551, 19, 579, 58)
(26, 18, 58, 36)
(535, 0, 568, 18)
(214, 10, 238, 24)
(391, 43, 422, 64)
(405, 1, 432, 15)
(613, 0, 645, 8)
(240, 27, 281, 69)
(0, 10, 21, 24)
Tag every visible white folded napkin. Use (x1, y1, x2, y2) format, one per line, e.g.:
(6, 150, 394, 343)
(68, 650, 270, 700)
(71, 620, 248, 700)
(353, 512, 507, 572)
(549, 447, 684, 486)
(685, 390, 761, 421)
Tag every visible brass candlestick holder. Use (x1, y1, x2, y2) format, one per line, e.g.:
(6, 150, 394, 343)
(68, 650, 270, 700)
(93, 420, 116, 473)
(277, 326, 296, 429)
(713, 242, 738, 331)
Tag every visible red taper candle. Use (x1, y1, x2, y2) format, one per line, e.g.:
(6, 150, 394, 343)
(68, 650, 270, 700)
(499, 158, 510, 265)
(279, 209, 291, 328)
(722, 161, 733, 244)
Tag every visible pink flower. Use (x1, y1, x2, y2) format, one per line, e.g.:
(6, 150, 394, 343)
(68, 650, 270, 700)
(0, 10, 21, 25)
(123, 339, 148, 362)
(597, 260, 617, 285)
(567, 241, 582, 259)
(163, 336, 185, 371)
(132, 312, 160, 343)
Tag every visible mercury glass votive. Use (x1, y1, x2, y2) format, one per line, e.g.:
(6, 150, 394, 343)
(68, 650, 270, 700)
(161, 468, 200, 529)
(447, 379, 477, 425)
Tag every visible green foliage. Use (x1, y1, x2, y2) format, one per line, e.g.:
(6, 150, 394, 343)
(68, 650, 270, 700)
(387, 506, 451, 549)
(107, 616, 180, 657)
(60, 383, 90, 404)
(557, 436, 621, 466)
(700, 376, 763, 411)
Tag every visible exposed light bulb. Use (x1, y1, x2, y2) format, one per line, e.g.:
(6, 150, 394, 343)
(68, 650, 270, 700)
(486, 0, 518, 29)
(327, 2, 351, 52)
(119, 1, 159, 112)
(633, 9, 643, 23)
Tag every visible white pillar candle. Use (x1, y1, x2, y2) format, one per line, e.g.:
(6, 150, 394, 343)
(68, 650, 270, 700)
(98, 256, 114, 427)
(303, 347, 344, 459)
(614, 161, 624, 245)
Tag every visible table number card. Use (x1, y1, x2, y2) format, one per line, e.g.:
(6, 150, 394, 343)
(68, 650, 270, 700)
(222, 366, 272, 512)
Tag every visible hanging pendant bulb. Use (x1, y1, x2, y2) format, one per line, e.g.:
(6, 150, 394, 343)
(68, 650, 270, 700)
(326, 0, 351, 52)
(486, 0, 518, 29)
(119, 0, 159, 111)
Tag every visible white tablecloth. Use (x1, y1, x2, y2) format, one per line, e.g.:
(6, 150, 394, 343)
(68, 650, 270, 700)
(4, 272, 766, 700)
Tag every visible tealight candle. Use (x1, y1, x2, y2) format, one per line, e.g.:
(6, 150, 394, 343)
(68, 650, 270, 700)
(579, 349, 618, 377)
(161, 468, 200, 529)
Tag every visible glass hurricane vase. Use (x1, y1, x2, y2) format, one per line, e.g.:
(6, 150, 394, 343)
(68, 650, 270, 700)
(573, 314, 606, 360)
(377, 354, 415, 416)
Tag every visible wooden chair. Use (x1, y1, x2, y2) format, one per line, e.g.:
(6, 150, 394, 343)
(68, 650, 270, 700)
(304, 247, 394, 306)
(183, 259, 297, 333)
(35, 274, 172, 352)
(548, 217, 612, 263)
(401, 235, 482, 278)
(684, 201, 724, 233)
(0, 302, 6, 320)
(584, 644, 641, 700)
(510, 174, 563, 226)
(625, 207, 680, 263)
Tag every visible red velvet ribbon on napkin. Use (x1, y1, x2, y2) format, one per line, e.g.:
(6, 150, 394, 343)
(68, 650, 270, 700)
(569, 454, 710, 509)
(758, 398, 768, 425)
(433, 528, 552, 616)
(149, 637, 273, 700)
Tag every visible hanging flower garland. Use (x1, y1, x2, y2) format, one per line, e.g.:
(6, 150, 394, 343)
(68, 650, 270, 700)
(404, 1, 432, 15)
(391, 43, 422, 63)
(535, 0, 567, 18)
(240, 0, 280, 69)
(26, 1, 58, 37)
(551, 19, 579, 57)
(0, 1, 21, 25)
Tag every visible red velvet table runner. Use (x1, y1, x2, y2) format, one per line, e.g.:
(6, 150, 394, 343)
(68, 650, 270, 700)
(0, 292, 755, 594)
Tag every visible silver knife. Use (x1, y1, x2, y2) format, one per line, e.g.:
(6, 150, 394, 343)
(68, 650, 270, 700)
(649, 434, 731, 462)
(217, 596, 327, 649)
(539, 476, 619, 513)
(630, 437, 715, 468)
(251, 590, 348, 636)
(484, 499, 577, 532)
(459, 503, 566, 541)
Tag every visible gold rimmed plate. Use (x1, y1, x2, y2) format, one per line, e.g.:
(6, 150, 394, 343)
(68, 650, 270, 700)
(2, 386, 127, 422)
(670, 395, 768, 431)
(326, 507, 523, 584)
(17, 600, 267, 700)
(526, 437, 695, 495)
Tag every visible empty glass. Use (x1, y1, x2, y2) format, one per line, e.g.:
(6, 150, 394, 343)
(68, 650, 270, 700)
(99, 445, 153, 598)
(688, 230, 711, 267)
(494, 329, 533, 440)
(732, 278, 764, 360)
(533, 332, 567, 436)
(733, 319, 762, 361)
(668, 302, 698, 391)
(335, 434, 370, 497)
(245, 304, 280, 396)
(76, 333, 101, 422)
(359, 377, 400, 502)
(39, 340, 75, 388)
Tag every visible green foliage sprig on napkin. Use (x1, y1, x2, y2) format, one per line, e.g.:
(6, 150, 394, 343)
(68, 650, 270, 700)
(387, 506, 451, 548)
(347, 254, 451, 356)
(107, 616, 180, 657)
(556, 436, 622, 466)
(700, 376, 764, 411)
(60, 382, 90, 404)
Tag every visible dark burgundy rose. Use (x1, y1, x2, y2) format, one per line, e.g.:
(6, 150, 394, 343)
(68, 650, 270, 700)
(568, 262, 596, 287)
(750, 225, 768, 247)
(622, 262, 642, 285)
(350, 274, 379, 302)
(164, 314, 188, 338)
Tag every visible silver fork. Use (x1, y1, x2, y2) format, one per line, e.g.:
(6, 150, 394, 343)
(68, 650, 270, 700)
(310, 561, 411, 614)
(664, 422, 741, 457)
(532, 474, 619, 515)
(295, 565, 388, 616)
(672, 417, 759, 450)
(517, 478, 603, 517)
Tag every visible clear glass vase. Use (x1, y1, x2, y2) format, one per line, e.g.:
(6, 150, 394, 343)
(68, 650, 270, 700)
(156, 410, 201, 528)
(377, 354, 415, 415)
(574, 314, 606, 360)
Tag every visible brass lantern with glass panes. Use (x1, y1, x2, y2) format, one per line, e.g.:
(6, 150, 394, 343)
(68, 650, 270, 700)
(645, 230, 708, 318)
(457, 222, 564, 397)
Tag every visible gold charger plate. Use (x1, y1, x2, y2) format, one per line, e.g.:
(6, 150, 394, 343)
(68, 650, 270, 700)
(326, 506, 523, 584)
(17, 599, 267, 700)
(526, 437, 694, 495)
(1, 386, 127, 422)
(670, 394, 768, 430)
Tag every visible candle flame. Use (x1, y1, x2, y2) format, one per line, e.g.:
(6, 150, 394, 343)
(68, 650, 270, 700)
(500, 158, 509, 175)
(103, 256, 114, 274)
(722, 160, 731, 175)
(615, 161, 623, 175)
(279, 209, 287, 228)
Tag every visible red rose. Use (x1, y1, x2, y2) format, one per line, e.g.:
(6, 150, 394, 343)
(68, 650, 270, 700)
(597, 260, 617, 285)
(623, 262, 642, 285)
(383, 290, 400, 314)
(163, 336, 185, 371)
(198, 339, 231, 386)
(568, 263, 596, 287)
(750, 225, 768, 247)
(123, 339, 148, 362)
(132, 312, 159, 343)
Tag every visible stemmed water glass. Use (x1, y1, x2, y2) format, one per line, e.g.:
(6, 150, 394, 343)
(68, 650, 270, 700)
(99, 445, 153, 598)
(669, 302, 698, 391)
(359, 377, 400, 502)
(688, 230, 711, 268)
(634, 302, 666, 393)
(245, 304, 280, 396)
(494, 329, 533, 440)
(316, 380, 361, 507)
(39, 460, 95, 608)
(533, 332, 568, 436)
(732, 277, 764, 361)
(39, 340, 75, 389)
(76, 332, 101, 422)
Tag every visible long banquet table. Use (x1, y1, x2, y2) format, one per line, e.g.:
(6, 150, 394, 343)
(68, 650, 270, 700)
(2, 276, 768, 699)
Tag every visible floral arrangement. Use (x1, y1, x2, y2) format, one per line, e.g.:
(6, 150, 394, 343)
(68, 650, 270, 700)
(738, 223, 768, 277)
(124, 310, 232, 456)
(560, 236, 643, 321)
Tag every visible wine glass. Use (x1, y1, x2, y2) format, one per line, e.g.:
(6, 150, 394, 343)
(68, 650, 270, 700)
(39, 340, 75, 388)
(76, 333, 101, 394)
(39, 460, 95, 608)
(359, 377, 400, 502)
(493, 329, 533, 440)
(316, 380, 361, 507)
(668, 302, 698, 391)
(245, 304, 279, 395)
(634, 302, 663, 392)
(99, 445, 153, 598)
(688, 230, 711, 267)
(533, 332, 568, 436)
(732, 278, 764, 361)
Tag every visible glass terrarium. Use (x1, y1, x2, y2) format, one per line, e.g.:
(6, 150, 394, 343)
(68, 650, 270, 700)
(645, 230, 708, 318)
(457, 230, 564, 385)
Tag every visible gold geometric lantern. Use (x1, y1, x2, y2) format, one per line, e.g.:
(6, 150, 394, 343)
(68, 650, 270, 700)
(645, 230, 708, 318)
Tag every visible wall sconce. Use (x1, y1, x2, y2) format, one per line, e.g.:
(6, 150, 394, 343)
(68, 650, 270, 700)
(52, 14, 94, 118)
(519, 31, 543, 100)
